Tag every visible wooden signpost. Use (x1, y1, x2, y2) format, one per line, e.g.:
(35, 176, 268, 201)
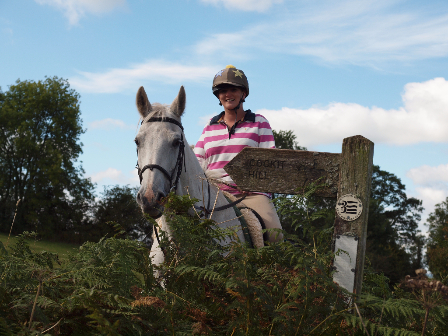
(224, 135, 374, 296)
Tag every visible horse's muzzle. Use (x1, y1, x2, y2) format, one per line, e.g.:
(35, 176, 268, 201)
(137, 191, 165, 218)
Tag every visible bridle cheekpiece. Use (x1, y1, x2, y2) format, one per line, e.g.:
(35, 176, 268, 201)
(136, 117, 186, 193)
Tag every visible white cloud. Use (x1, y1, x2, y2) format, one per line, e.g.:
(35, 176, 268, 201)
(258, 77, 448, 147)
(195, 0, 448, 65)
(406, 164, 448, 227)
(90, 168, 138, 185)
(407, 164, 448, 186)
(200, 0, 282, 12)
(34, 0, 126, 25)
(415, 187, 448, 213)
(70, 60, 217, 93)
(90, 168, 122, 183)
(198, 114, 215, 126)
(88, 118, 134, 130)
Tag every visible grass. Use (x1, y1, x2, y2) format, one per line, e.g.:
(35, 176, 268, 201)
(0, 232, 80, 262)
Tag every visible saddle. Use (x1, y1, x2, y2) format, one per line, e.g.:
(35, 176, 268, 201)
(223, 191, 265, 249)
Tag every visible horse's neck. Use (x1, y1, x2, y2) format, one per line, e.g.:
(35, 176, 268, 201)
(177, 138, 231, 215)
(157, 137, 217, 236)
(168, 137, 246, 246)
(177, 138, 213, 203)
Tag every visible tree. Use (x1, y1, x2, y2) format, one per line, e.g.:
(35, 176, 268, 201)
(273, 130, 425, 284)
(426, 197, 448, 279)
(90, 185, 152, 246)
(272, 129, 307, 150)
(366, 165, 425, 284)
(0, 77, 95, 241)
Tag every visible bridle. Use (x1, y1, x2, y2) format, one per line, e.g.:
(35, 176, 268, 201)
(136, 116, 248, 215)
(135, 116, 190, 252)
(135, 115, 258, 252)
(136, 117, 186, 193)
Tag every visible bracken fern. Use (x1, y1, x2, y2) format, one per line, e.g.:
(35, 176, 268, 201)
(1, 192, 448, 335)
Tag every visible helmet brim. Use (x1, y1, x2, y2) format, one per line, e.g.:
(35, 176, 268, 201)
(212, 83, 247, 97)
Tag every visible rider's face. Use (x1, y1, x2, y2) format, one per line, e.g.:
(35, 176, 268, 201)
(218, 86, 245, 110)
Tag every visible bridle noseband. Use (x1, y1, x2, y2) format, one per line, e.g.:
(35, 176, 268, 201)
(136, 117, 186, 193)
(136, 116, 265, 250)
(136, 116, 249, 214)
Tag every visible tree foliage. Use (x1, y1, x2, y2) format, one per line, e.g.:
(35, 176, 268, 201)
(367, 165, 425, 284)
(426, 197, 448, 279)
(90, 185, 151, 246)
(273, 129, 424, 286)
(272, 129, 307, 151)
(0, 77, 94, 241)
(276, 165, 425, 286)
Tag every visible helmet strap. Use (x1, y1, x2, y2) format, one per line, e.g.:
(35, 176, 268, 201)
(233, 100, 242, 113)
(218, 91, 245, 130)
(232, 92, 245, 113)
(229, 94, 244, 136)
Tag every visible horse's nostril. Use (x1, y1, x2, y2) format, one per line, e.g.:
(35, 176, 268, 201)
(156, 192, 164, 203)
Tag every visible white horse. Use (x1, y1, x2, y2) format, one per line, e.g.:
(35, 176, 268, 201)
(134, 86, 263, 267)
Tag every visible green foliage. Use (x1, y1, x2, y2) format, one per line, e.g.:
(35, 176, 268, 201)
(142, 193, 353, 335)
(272, 129, 307, 150)
(274, 185, 336, 244)
(0, 193, 350, 335)
(350, 284, 448, 336)
(0, 230, 152, 335)
(0, 77, 94, 242)
(343, 269, 448, 336)
(276, 163, 426, 287)
(426, 197, 448, 280)
(90, 185, 151, 246)
(0, 232, 79, 262)
(370, 166, 423, 247)
(272, 129, 425, 286)
(367, 165, 425, 285)
(362, 260, 392, 299)
(1, 193, 446, 335)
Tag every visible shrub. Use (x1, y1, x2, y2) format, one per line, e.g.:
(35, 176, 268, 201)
(1, 193, 447, 335)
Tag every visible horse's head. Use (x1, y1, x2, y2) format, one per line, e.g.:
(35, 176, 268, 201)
(135, 86, 186, 218)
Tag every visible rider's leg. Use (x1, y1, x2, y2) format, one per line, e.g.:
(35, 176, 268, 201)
(237, 193, 283, 243)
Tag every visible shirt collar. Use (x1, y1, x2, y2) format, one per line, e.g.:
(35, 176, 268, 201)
(209, 109, 255, 125)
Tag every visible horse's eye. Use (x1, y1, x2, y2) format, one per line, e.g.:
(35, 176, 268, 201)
(134, 138, 139, 146)
(172, 138, 181, 147)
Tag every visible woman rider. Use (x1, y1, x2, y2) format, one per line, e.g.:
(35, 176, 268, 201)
(194, 65, 283, 243)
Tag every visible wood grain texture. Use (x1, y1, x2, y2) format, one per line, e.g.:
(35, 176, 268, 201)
(333, 135, 374, 295)
(224, 148, 341, 197)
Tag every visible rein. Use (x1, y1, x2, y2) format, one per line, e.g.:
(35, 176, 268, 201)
(136, 116, 250, 252)
(194, 183, 247, 215)
(136, 116, 246, 215)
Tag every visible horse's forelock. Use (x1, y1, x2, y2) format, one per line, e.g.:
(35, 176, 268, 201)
(141, 103, 182, 124)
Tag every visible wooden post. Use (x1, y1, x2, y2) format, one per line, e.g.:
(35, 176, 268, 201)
(333, 135, 374, 296)
(224, 134, 374, 296)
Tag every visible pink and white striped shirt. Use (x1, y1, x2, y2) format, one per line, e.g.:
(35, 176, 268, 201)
(194, 110, 275, 195)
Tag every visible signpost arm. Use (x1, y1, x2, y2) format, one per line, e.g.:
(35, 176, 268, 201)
(333, 135, 374, 296)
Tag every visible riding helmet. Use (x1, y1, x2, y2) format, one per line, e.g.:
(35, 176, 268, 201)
(212, 65, 249, 97)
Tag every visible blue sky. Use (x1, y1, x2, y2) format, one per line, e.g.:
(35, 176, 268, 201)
(1, 0, 448, 235)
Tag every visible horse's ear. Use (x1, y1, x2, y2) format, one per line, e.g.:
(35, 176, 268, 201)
(136, 86, 152, 118)
(170, 86, 186, 117)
